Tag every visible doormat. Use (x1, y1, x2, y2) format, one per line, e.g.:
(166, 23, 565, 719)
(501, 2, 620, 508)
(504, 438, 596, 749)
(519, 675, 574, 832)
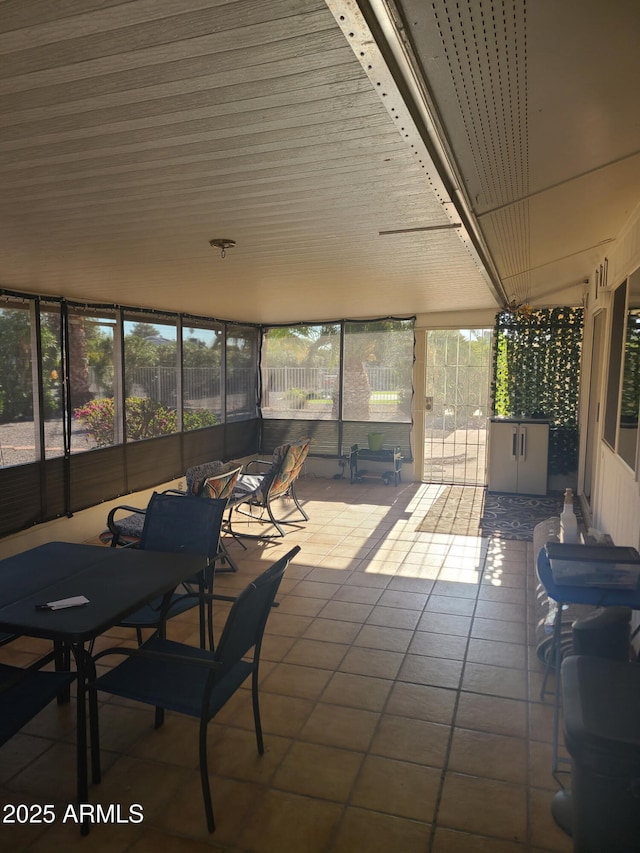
(417, 487, 581, 541)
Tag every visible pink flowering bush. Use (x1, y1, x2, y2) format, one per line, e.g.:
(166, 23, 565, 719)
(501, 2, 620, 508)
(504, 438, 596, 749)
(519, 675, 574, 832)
(74, 397, 217, 446)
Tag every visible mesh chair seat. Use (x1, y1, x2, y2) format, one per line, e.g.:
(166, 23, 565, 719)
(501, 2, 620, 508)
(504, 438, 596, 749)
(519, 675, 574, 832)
(0, 663, 76, 746)
(116, 492, 228, 649)
(94, 545, 300, 833)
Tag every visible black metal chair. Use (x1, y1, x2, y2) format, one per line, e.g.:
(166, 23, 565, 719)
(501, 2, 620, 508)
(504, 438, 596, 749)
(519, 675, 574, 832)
(93, 545, 300, 833)
(117, 491, 230, 650)
(0, 659, 76, 748)
(227, 440, 310, 539)
(102, 463, 243, 573)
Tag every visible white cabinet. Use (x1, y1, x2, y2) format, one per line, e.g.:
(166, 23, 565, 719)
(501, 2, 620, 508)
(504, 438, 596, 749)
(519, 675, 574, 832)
(487, 418, 549, 495)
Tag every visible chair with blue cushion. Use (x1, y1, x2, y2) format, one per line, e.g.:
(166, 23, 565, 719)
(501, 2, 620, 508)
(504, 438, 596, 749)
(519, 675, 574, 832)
(93, 545, 300, 833)
(117, 491, 230, 650)
(102, 462, 242, 573)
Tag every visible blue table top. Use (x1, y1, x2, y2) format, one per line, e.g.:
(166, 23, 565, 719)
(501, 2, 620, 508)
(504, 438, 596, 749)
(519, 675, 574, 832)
(537, 547, 640, 609)
(0, 542, 204, 642)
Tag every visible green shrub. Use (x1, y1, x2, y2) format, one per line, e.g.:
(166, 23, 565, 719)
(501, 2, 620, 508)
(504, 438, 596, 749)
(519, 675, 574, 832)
(74, 397, 218, 446)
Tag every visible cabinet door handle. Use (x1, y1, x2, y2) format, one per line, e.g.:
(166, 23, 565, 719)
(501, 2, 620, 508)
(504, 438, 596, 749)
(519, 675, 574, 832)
(520, 427, 527, 459)
(511, 427, 517, 459)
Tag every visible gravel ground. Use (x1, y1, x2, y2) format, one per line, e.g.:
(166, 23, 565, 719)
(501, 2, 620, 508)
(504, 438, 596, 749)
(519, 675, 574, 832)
(0, 420, 97, 466)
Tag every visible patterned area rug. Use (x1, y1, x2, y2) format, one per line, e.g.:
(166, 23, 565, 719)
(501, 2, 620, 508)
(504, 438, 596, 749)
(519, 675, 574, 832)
(417, 486, 580, 541)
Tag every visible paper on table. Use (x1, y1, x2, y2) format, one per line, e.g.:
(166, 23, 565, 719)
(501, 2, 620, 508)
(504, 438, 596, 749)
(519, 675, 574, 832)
(44, 595, 90, 610)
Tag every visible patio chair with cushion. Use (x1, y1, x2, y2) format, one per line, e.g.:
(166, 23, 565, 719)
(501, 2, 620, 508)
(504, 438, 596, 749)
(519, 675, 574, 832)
(93, 545, 301, 833)
(102, 461, 242, 572)
(226, 439, 310, 539)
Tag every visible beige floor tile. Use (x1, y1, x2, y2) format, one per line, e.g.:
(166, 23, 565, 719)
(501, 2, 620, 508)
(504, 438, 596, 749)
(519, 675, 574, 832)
(301, 617, 362, 644)
(417, 611, 473, 636)
(263, 611, 314, 637)
(478, 583, 527, 604)
(332, 584, 383, 604)
(466, 637, 528, 669)
(385, 681, 457, 725)
(528, 698, 558, 743)
(299, 702, 380, 751)
(366, 605, 421, 629)
(528, 787, 573, 851)
(431, 827, 526, 851)
(272, 741, 363, 801)
(283, 637, 350, 669)
(257, 693, 315, 738)
(462, 661, 528, 700)
(0, 733, 54, 786)
(155, 772, 265, 844)
(238, 788, 343, 853)
(455, 692, 527, 739)
(471, 616, 528, 644)
(426, 594, 476, 617)
(318, 600, 375, 622)
(448, 727, 528, 784)
(321, 671, 393, 711)
(529, 740, 561, 791)
(260, 632, 298, 662)
(474, 599, 527, 623)
(370, 715, 450, 767)
(350, 754, 441, 821)
(127, 828, 225, 852)
(352, 623, 414, 653)
(260, 662, 332, 700)
(398, 653, 463, 689)
(438, 771, 527, 842)
(408, 630, 468, 660)
(4, 741, 78, 804)
(339, 646, 404, 679)
(285, 578, 342, 600)
(332, 806, 430, 853)
(344, 570, 392, 588)
(93, 754, 191, 825)
(273, 594, 327, 617)
(377, 588, 430, 610)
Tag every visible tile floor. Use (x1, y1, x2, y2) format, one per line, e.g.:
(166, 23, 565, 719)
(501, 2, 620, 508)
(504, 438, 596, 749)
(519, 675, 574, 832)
(0, 478, 573, 852)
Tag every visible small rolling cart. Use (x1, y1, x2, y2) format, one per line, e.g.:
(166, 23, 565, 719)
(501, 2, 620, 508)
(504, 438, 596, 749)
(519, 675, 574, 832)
(348, 443, 402, 486)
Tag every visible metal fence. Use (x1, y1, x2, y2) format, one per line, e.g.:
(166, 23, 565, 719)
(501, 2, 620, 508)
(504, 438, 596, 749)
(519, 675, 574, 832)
(91, 365, 400, 409)
(263, 366, 399, 395)
(91, 367, 253, 408)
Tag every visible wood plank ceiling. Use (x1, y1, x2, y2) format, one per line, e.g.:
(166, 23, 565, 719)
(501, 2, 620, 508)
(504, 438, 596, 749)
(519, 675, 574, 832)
(0, 0, 638, 324)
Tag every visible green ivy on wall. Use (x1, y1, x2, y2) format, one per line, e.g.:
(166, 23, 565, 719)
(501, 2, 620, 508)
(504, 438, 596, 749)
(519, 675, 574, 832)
(492, 307, 584, 475)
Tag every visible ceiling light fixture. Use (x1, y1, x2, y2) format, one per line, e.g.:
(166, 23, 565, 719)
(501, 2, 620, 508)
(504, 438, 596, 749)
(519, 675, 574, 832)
(209, 238, 236, 259)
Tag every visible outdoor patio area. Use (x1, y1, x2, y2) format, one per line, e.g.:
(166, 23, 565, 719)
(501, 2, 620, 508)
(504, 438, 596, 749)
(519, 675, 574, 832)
(0, 477, 571, 852)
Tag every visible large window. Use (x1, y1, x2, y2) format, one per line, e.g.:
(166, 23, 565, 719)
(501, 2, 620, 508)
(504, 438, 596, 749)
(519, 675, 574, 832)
(182, 322, 223, 429)
(123, 316, 178, 441)
(604, 282, 627, 450)
(261, 324, 340, 419)
(607, 267, 640, 470)
(45, 307, 118, 456)
(226, 326, 258, 422)
(260, 319, 415, 431)
(342, 320, 414, 422)
(0, 303, 37, 466)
